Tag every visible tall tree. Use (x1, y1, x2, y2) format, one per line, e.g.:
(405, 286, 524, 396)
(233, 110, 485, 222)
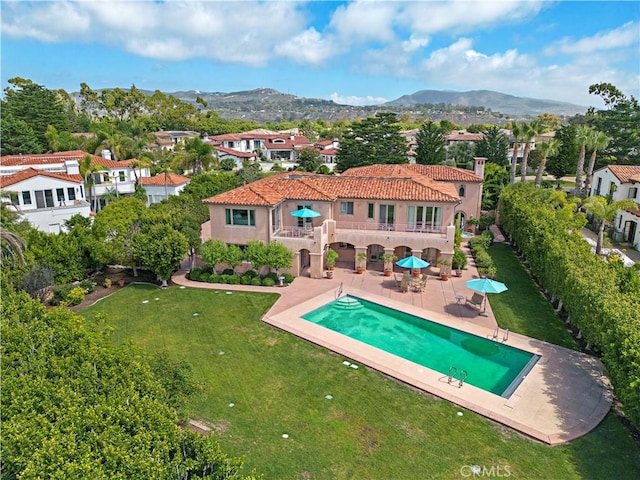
(584, 131, 612, 196)
(336, 113, 407, 172)
(574, 125, 593, 193)
(79, 155, 102, 212)
(296, 147, 323, 172)
(173, 137, 213, 174)
(520, 120, 542, 182)
(415, 121, 447, 165)
(475, 126, 509, 166)
(534, 139, 560, 187)
(546, 125, 579, 180)
(0, 114, 43, 155)
(481, 163, 509, 210)
(581, 196, 638, 255)
(588, 83, 639, 164)
(508, 122, 523, 184)
(133, 224, 189, 287)
(446, 141, 475, 168)
(1, 78, 69, 151)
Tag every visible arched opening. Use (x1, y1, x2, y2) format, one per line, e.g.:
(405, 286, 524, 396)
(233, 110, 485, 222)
(299, 248, 311, 277)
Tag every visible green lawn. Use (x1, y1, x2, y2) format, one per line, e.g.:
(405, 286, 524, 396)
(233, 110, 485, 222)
(82, 285, 640, 479)
(487, 243, 578, 349)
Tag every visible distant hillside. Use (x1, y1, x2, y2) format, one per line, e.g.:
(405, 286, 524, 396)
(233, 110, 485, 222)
(385, 89, 586, 116)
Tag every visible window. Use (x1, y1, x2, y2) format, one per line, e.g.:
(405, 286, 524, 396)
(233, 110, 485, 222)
(225, 208, 255, 226)
(103, 172, 110, 183)
(379, 204, 395, 224)
(227, 141, 236, 148)
(340, 201, 354, 215)
(458, 185, 465, 197)
(44, 190, 54, 207)
(22, 191, 32, 205)
(367, 203, 374, 219)
(628, 187, 638, 199)
(254, 140, 261, 149)
(67, 187, 76, 201)
(595, 177, 602, 196)
(35, 190, 54, 208)
(118, 171, 126, 182)
(407, 205, 441, 230)
(56, 188, 65, 203)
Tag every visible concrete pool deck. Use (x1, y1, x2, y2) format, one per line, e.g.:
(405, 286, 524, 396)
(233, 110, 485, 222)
(172, 261, 612, 445)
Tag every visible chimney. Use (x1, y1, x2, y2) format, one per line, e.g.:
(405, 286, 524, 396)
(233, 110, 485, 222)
(474, 157, 486, 179)
(101, 149, 112, 160)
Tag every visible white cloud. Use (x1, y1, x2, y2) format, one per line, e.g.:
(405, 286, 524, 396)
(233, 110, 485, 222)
(329, 92, 388, 106)
(402, 34, 430, 53)
(275, 28, 335, 65)
(329, 1, 398, 44)
(398, 0, 545, 35)
(545, 21, 639, 55)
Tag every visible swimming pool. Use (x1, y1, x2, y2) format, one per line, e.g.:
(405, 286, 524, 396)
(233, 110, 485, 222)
(302, 296, 539, 397)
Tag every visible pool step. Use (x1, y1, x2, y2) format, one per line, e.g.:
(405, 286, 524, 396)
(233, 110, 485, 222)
(334, 296, 363, 310)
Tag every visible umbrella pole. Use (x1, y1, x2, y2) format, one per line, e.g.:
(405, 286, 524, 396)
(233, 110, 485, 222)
(480, 294, 489, 317)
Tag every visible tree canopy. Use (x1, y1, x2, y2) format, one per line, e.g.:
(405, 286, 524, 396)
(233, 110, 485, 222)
(336, 113, 407, 172)
(415, 121, 447, 165)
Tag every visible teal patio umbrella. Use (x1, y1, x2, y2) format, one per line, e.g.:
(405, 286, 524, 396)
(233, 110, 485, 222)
(465, 278, 508, 315)
(290, 207, 321, 218)
(396, 256, 430, 269)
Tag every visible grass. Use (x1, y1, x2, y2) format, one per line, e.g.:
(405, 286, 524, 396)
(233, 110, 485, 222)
(487, 243, 578, 349)
(82, 284, 640, 479)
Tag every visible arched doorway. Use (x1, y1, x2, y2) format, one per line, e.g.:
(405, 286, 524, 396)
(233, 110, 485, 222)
(299, 249, 311, 277)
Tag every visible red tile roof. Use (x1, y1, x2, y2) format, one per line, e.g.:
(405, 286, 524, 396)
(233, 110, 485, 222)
(214, 146, 256, 158)
(0, 150, 136, 170)
(203, 167, 462, 206)
(139, 172, 190, 187)
(608, 165, 640, 183)
(0, 168, 83, 187)
(341, 164, 483, 183)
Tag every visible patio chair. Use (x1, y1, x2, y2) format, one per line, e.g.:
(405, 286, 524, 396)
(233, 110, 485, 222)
(412, 279, 426, 292)
(400, 279, 409, 293)
(465, 292, 484, 309)
(394, 273, 403, 288)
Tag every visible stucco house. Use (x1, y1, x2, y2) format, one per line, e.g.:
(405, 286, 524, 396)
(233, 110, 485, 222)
(139, 172, 191, 206)
(202, 158, 484, 278)
(0, 164, 90, 233)
(590, 165, 640, 250)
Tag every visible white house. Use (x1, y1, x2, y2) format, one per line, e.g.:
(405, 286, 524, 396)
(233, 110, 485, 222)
(139, 172, 191, 206)
(0, 150, 151, 213)
(0, 167, 90, 233)
(590, 165, 640, 250)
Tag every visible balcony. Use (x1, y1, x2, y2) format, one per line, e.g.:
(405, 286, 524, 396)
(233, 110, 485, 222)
(335, 221, 447, 237)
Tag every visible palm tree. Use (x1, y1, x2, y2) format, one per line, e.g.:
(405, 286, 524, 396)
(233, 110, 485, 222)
(583, 131, 612, 196)
(520, 120, 542, 182)
(574, 126, 592, 194)
(534, 139, 560, 187)
(79, 154, 102, 212)
(509, 123, 523, 184)
(0, 228, 26, 267)
(581, 196, 638, 255)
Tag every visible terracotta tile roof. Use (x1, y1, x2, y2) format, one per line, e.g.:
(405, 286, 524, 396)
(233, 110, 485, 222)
(214, 146, 255, 158)
(0, 150, 134, 170)
(341, 164, 482, 183)
(320, 148, 338, 155)
(139, 172, 190, 186)
(0, 168, 83, 187)
(608, 165, 640, 183)
(202, 168, 461, 206)
(445, 131, 484, 142)
(264, 136, 312, 150)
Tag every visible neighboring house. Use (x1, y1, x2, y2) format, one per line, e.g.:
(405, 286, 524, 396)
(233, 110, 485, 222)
(149, 131, 200, 152)
(444, 130, 484, 147)
(213, 146, 257, 170)
(0, 150, 151, 213)
(0, 166, 90, 233)
(139, 172, 191, 206)
(315, 140, 339, 169)
(202, 158, 484, 278)
(590, 165, 640, 250)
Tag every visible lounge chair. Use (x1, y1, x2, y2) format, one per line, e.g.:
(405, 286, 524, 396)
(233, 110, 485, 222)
(466, 292, 484, 309)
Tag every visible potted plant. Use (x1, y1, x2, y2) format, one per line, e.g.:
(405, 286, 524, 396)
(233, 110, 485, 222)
(452, 249, 467, 277)
(356, 252, 367, 274)
(437, 256, 452, 281)
(465, 217, 479, 234)
(380, 253, 397, 277)
(326, 248, 339, 278)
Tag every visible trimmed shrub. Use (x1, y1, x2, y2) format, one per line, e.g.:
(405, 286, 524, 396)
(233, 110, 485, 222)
(262, 272, 279, 283)
(261, 277, 276, 287)
(227, 275, 241, 285)
(251, 277, 262, 286)
(222, 268, 235, 276)
(479, 213, 495, 231)
(207, 274, 220, 283)
(282, 273, 294, 284)
(65, 287, 86, 306)
(243, 270, 258, 279)
(241, 275, 251, 285)
(188, 270, 201, 281)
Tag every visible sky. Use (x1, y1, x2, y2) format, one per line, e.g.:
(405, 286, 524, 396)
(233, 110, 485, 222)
(1, 1, 639, 108)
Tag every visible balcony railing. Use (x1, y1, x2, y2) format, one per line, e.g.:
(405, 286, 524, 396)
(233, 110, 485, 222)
(335, 221, 446, 235)
(274, 226, 314, 238)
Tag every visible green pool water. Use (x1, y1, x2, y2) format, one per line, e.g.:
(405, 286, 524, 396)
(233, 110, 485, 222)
(302, 295, 538, 396)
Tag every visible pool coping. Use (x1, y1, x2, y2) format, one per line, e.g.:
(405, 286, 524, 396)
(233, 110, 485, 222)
(263, 285, 613, 445)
